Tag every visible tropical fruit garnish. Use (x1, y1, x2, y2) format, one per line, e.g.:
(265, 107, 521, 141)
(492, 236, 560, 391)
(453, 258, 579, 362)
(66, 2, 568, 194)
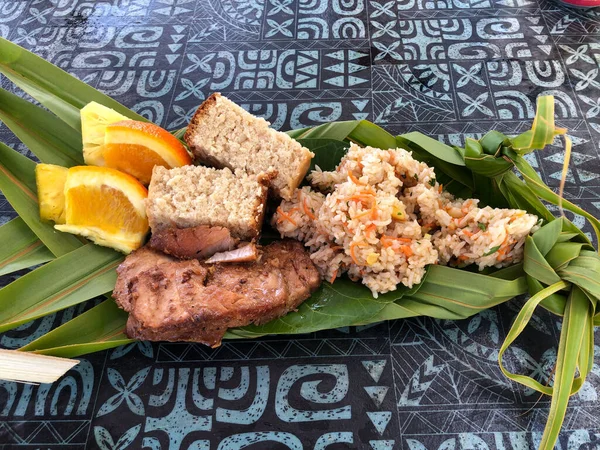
(35, 164, 68, 224)
(101, 120, 192, 184)
(80, 102, 191, 185)
(54, 166, 149, 254)
(81, 101, 129, 165)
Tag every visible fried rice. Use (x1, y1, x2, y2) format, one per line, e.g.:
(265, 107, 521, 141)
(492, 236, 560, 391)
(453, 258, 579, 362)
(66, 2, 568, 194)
(272, 143, 539, 297)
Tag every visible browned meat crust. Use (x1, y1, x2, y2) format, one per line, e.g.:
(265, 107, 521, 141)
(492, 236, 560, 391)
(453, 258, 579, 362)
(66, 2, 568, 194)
(148, 225, 238, 260)
(113, 240, 321, 347)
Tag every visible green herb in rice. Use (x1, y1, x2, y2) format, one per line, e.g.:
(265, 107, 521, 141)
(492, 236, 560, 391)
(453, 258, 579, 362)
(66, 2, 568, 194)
(484, 245, 501, 256)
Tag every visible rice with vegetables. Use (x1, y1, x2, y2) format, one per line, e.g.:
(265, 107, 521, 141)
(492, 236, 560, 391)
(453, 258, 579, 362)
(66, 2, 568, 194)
(273, 143, 539, 297)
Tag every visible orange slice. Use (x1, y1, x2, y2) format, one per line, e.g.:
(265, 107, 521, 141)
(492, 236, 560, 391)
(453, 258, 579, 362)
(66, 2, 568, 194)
(98, 120, 191, 184)
(55, 166, 149, 253)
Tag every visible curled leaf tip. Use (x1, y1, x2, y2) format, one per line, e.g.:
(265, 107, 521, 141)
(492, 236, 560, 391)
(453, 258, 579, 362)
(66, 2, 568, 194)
(555, 127, 568, 135)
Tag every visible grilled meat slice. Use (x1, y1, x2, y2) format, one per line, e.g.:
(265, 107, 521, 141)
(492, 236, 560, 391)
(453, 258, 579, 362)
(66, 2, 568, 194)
(148, 225, 239, 260)
(113, 240, 321, 347)
(209, 241, 321, 323)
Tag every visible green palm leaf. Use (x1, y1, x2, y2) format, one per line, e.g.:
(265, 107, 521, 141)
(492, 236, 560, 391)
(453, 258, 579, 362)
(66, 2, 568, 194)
(539, 286, 590, 449)
(0, 142, 82, 256)
(287, 119, 397, 150)
(0, 243, 122, 333)
(513, 156, 600, 242)
(0, 88, 83, 167)
(0, 37, 147, 130)
(19, 297, 132, 357)
(0, 217, 53, 276)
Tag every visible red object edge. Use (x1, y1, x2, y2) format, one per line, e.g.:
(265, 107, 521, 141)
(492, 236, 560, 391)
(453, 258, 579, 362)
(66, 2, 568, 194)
(558, 0, 599, 7)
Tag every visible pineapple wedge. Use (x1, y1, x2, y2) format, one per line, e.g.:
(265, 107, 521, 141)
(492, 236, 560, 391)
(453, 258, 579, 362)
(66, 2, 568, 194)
(81, 102, 128, 166)
(35, 164, 68, 224)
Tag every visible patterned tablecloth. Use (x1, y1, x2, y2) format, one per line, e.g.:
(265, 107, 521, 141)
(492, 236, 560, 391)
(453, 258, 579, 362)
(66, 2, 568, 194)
(1, 0, 600, 449)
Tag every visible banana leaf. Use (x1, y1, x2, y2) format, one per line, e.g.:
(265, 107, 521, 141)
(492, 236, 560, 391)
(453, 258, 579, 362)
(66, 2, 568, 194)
(0, 142, 83, 256)
(0, 217, 53, 276)
(228, 265, 526, 338)
(227, 275, 424, 339)
(0, 37, 146, 130)
(297, 138, 349, 173)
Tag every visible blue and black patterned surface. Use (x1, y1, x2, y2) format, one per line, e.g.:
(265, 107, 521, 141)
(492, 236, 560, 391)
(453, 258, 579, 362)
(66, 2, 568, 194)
(1, 1, 600, 448)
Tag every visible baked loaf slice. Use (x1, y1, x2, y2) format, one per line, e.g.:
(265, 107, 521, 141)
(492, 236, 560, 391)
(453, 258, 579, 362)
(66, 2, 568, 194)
(146, 165, 271, 244)
(184, 93, 314, 200)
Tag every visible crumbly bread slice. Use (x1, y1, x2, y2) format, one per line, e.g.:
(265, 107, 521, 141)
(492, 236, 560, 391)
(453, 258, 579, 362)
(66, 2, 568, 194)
(146, 165, 271, 241)
(184, 93, 314, 200)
